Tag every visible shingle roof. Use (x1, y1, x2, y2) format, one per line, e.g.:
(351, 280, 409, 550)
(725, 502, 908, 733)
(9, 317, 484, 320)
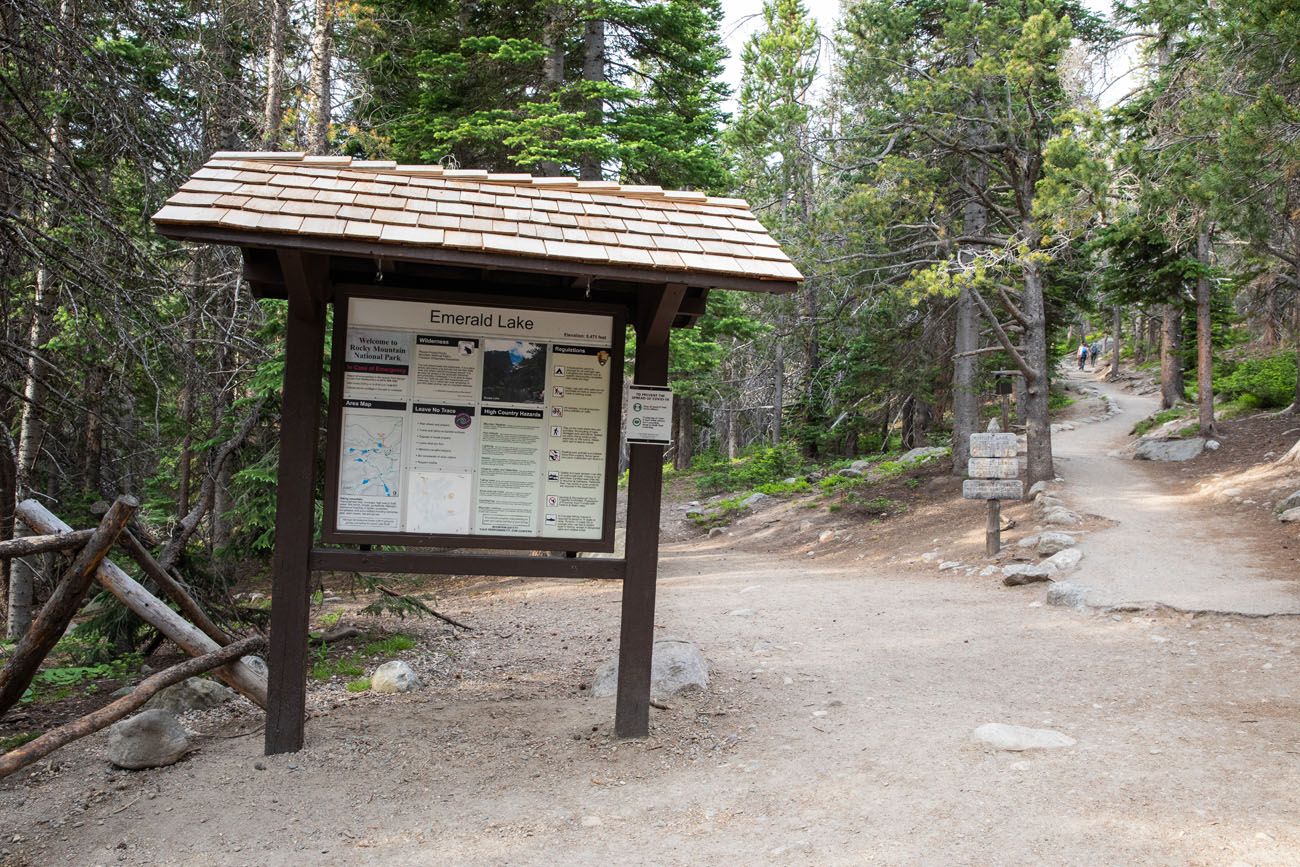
(152, 152, 802, 288)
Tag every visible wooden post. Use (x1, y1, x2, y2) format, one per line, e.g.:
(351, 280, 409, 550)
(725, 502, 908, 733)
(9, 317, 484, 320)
(615, 283, 683, 738)
(265, 251, 327, 755)
(986, 499, 1001, 556)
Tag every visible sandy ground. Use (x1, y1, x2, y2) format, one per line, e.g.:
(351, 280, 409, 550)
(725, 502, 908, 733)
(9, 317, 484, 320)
(1054, 369, 1300, 615)
(3, 392, 1300, 865)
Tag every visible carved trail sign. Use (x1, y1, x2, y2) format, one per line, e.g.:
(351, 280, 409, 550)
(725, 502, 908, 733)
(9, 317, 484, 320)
(963, 432, 1023, 554)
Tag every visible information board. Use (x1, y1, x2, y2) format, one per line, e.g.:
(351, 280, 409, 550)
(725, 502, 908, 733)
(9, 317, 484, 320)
(323, 293, 621, 548)
(626, 385, 673, 445)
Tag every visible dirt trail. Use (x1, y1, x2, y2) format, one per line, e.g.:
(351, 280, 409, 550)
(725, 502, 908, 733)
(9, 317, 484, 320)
(1053, 369, 1300, 615)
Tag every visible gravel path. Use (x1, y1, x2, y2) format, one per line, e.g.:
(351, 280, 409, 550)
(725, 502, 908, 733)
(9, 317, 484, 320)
(1052, 370, 1300, 615)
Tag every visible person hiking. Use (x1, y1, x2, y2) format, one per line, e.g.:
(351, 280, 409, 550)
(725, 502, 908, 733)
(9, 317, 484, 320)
(1089, 341, 1101, 370)
(1077, 341, 1088, 370)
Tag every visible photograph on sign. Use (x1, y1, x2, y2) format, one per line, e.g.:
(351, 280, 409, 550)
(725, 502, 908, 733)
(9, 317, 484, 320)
(325, 294, 621, 548)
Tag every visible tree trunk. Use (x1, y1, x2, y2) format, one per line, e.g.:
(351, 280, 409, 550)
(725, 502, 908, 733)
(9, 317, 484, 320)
(262, 0, 288, 148)
(1021, 257, 1054, 485)
(1107, 305, 1122, 381)
(579, 13, 605, 181)
(952, 287, 979, 473)
(1195, 224, 1216, 437)
(306, 0, 333, 155)
(538, 3, 566, 176)
(81, 365, 104, 494)
(672, 396, 693, 471)
(772, 339, 784, 444)
(1159, 304, 1186, 409)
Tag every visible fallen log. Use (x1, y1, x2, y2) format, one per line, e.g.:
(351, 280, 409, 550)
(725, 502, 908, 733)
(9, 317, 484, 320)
(15, 499, 267, 708)
(116, 531, 229, 646)
(0, 497, 138, 717)
(0, 529, 95, 561)
(0, 634, 266, 779)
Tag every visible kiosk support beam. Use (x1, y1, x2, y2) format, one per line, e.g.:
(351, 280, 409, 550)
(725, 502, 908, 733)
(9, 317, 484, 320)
(615, 283, 685, 738)
(265, 251, 327, 755)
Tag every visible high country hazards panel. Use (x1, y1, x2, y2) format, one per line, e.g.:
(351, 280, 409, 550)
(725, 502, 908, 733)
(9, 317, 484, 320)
(334, 297, 615, 541)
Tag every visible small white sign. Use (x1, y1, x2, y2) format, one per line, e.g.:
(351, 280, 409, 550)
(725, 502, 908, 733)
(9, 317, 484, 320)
(626, 385, 673, 445)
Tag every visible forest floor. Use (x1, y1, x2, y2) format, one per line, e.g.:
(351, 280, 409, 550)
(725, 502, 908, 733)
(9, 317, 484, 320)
(2, 379, 1300, 866)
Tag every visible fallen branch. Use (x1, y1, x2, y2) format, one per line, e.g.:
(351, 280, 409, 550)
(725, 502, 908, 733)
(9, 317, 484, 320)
(116, 531, 230, 646)
(0, 634, 266, 779)
(0, 497, 138, 717)
(378, 585, 473, 631)
(309, 626, 362, 644)
(0, 529, 94, 560)
(16, 499, 267, 708)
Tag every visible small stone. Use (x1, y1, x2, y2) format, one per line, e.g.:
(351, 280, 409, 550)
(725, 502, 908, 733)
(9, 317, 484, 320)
(254, 762, 266, 771)
(1204, 439, 1221, 451)
(145, 677, 236, 714)
(1002, 563, 1056, 586)
(818, 530, 836, 543)
(106, 710, 190, 770)
(1043, 547, 1083, 572)
(938, 560, 963, 571)
(727, 608, 755, 617)
(972, 723, 1075, 751)
(1278, 508, 1300, 524)
(1034, 532, 1077, 556)
(1046, 582, 1091, 608)
(370, 660, 421, 694)
(1275, 490, 1300, 513)
(707, 527, 724, 538)
(1043, 509, 1081, 527)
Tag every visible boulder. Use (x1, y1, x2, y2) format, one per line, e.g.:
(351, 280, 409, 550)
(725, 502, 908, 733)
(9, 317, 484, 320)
(107, 710, 190, 770)
(1276, 490, 1300, 513)
(972, 723, 1075, 751)
(848, 461, 872, 473)
(145, 677, 236, 714)
(1279, 508, 1300, 524)
(371, 660, 420, 694)
(740, 492, 769, 509)
(1034, 496, 1065, 513)
(1002, 563, 1057, 586)
(1134, 437, 1206, 462)
(1043, 509, 1081, 527)
(1046, 582, 1091, 608)
(1016, 534, 1040, 550)
(591, 638, 708, 700)
(837, 468, 863, 478)
(1043, 547, 1083, 571)
(897, 446, 948, 466)
(1027, 481, 1049, 498)
(1034, 532, 1077, 556)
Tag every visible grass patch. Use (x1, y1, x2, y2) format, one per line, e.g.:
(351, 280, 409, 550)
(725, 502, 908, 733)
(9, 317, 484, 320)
(364, 634, 416, 656)
(1131, 407, 1191, 437)
(1048, 392, 1075, 412)
(318, 611, 341, 628)
(0, 732, 39, 751)
(345, 677, 371, 693)
(311, 656, 366, 681)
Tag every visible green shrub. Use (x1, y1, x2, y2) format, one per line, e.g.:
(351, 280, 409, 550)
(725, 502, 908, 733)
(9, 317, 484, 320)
(1132, 407, 1190, 437)
(693, 442, 808, 494)
(1217, 353, 1297, 408)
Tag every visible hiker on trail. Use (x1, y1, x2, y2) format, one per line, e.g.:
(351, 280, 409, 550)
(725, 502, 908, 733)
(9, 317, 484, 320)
(1077, 342, 1088, 370)
(1089, 341, 1101, 369)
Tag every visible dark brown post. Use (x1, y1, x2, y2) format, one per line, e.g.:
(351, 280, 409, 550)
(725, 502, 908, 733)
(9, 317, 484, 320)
(986, 499, 1001, 556)
(265, 251, 327, 755)
(615, 283, 684, 738)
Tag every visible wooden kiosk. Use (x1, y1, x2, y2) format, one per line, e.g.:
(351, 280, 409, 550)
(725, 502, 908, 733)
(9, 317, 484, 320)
(153, 153, 801, 755)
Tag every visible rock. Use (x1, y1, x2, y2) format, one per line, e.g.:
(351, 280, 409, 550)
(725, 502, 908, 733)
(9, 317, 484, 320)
(1205, 439, 1221, 451)
(938, 560, 963, 571)
(848, 461, 871, 473)
(145, 677, 236, 714)
(1046, 582, 1091, 608)
(1043, 509, 1081, 526)
(106, 710, 191, 770)
(1044, 547, 1083, 571)
(897, 446, 948, 466)
(1279, 508, 1300, 524)
(1027, 481, 1049, 498)
(1134, 437, 1206, 462)
(837, 468, 863, 478)
(243, 655, 269, 680)
(818, 530, 836, 543)
(707, 526, 725, 538)
(1034, 496, 1065, 513)
(110, 684, 135, 699)
(591, 638, 708, 700)
(1276, 490, 1300, 513)
(1035, 532, 1077, 556)
(1002, 563, 1057, 586)
(740, 492, 769, 509)
(371, 660, 420, 694)
(972, 723, 1076, 751)
(1017, 534, 1040, 549)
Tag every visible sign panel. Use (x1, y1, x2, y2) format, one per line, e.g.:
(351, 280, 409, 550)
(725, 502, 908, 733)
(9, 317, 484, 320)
(325, 294, 621, 547)
(968, 457, 1020, 479)
(626, 386, 673, 445)
(963, 479, 1024, 500)
(969, 432, 1019, 458)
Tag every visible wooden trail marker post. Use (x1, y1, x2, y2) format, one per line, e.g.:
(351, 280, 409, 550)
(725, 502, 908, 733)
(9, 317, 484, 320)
(152, 153, 802, 755)
(962, 433, 1022, 555)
